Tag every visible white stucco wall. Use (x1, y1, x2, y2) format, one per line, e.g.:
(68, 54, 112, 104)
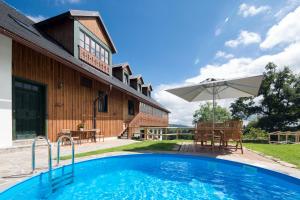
(0, 34, 12, 147)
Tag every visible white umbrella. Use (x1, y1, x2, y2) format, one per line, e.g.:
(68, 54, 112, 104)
(165, 75, 263, 126)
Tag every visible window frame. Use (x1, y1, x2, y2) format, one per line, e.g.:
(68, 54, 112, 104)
(123, 72, 129, 85)
(128, 100, 135, 115)
(80, 30, 110, 64)
(98, 91, 108, 113)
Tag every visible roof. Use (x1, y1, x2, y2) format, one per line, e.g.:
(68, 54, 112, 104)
(130, 75, 144, 84)
(0, 1, 170, 113)
(142, 84, 153, 91)
(112, 62, 132, 75)
(36, 9, 117, 53)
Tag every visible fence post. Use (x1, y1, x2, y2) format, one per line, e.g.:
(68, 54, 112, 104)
(145, 128, 148, 140)
(176, 128, 179, 140)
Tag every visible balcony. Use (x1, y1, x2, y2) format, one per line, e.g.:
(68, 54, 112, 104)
(129, 112, 168, 128)
(79, 46, 110, 75)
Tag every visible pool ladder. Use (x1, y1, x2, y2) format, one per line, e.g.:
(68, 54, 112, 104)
(32, 135, 75, 192)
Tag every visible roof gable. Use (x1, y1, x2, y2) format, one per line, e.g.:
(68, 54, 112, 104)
(112, 63, 132, 75)
(130, 75, 144, 84)
(36, 10, 117, 53)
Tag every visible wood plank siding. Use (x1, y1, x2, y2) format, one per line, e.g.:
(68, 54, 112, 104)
(12, 41, 168, 141)
(77, 17, 111, 50)
(37, 17, 74, 55)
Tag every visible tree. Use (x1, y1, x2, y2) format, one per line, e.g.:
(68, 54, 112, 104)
(230, 63, 300, 132)
(193, 102, 231, 124)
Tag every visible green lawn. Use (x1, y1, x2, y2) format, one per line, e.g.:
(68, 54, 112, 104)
(244, 143, 300, 168)
(60, 140, 185, 160)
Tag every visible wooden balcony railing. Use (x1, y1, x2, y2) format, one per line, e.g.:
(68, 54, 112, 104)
(127, 112, 169, 138)
(129, 112, 168, 128)
(79, 46, 110, 75)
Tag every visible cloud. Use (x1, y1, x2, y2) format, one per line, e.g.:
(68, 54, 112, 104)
(26, 15, 46, 22)
(274, 0, 300, 20)
(153, 84, 199, 126)
(225, 30, 261, 48)
(194, 58, 200, 65)
(215, 51, 234, 60)
(215, 28, 222, 36)
(215, 17, 230, 36)
(153, 6, 300, 126)
(238, 3, 271, 17)
(154, 41, 300, 126)
(260, 6, 300, 49)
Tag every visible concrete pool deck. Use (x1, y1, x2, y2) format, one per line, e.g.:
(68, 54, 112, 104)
(0, 139, 299, 192)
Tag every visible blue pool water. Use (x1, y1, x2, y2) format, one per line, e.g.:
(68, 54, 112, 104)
(1, 154, 300, 200)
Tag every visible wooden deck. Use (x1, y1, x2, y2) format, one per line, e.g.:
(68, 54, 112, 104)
(178, 142, 243, 154)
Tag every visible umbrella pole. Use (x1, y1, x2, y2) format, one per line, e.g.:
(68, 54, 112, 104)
(212, 85, 215, 129)
(212, 84, 216, 149)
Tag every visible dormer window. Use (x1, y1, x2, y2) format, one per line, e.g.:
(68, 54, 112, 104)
(79, 30, 109, 65)
(124, 73, 129, 85)
(138, 84, 142, 92)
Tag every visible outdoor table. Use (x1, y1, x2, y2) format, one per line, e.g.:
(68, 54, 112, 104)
(70, 130, 97, 144)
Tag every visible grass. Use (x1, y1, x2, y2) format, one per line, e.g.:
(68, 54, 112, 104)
(244, 143, 300, 168)
(60, 140, 186, 160)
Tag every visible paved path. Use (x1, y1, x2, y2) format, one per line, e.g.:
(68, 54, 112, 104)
(0, 139, 137, 191)
(179, 142, 300, 179)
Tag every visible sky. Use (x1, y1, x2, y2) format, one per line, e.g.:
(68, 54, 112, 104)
(5, 0, 300, 125)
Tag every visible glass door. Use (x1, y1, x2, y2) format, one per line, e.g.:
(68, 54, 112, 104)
(13, 78, 46, 140)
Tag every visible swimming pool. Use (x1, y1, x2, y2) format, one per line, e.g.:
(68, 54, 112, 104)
(1, 154, 300, 199)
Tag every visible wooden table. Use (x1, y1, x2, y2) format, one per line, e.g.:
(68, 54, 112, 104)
(70, 130, 96, 144)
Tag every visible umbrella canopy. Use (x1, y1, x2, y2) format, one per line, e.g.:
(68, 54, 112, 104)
(166, 75, 263, 102)
(165, 75, 263, 126)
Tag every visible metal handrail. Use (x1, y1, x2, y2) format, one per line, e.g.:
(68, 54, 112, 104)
(56, 135, 75, 173)
(32, 136, 52, 173)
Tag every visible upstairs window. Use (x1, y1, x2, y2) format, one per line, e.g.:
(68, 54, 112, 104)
(98, 91, 108, 112)
(79, 31, 84, 48)
(128, 100, 135, 115)
(96, 44, 100, 59)
(79, 30, 110, 65)
(84, 34, 90, 51)
(124, 73, 129, 85)
(91, 40, 96, 55)
(137, 84, 142, 92)
(100, 47, 105, 62)
(105, 51, 109, 64)
(80, 76, 93, 88)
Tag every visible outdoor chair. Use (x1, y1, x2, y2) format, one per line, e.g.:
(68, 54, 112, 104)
(91, 129, 104, 142)
(223, 120, 243, 154)
(194, 122, 222, 151)
(57, 129, 72, 145)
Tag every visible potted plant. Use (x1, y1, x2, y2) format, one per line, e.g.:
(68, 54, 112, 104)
(78, 123, 85, 131)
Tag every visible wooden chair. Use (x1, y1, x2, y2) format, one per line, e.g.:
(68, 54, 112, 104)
(223, 120, 243, 154)
(70, 131, 82, 145)
(91, 129, 104, 142)
(57, 129, 71, 145)
(194, 122, 222, 151)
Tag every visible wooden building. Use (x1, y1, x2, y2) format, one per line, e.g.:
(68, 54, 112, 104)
(0, 2, 169, 147)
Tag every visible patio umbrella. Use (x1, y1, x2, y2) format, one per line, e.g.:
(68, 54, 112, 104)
(165, 75, 263, 126)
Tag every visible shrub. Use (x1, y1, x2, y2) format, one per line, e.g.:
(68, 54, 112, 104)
(243, 127, 268, 140)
